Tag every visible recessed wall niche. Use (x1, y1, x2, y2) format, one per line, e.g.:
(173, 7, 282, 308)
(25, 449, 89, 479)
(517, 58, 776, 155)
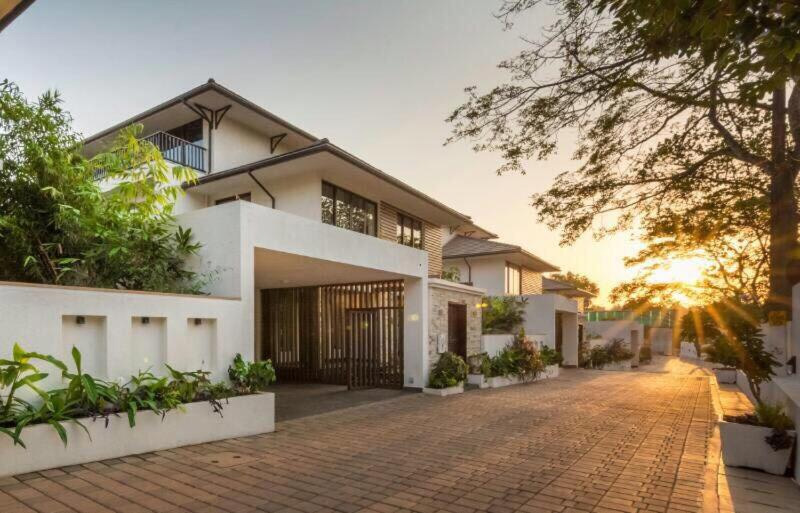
(61, 315, 107, 377)
(185, 318, 217, 371)
(131, 316, 166, 375)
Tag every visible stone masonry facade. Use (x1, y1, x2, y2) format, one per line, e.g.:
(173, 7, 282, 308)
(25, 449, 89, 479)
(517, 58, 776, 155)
(428, 283, 483, 368)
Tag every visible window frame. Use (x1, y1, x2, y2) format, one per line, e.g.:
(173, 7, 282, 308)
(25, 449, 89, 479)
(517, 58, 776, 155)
(321, 181, 377, 236)
(215, 192, 251, 205)
(396, 212, 424, 249)
(505, 262, 522, 295)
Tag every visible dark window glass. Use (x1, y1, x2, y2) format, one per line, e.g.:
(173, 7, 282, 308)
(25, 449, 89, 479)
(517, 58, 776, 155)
(167, 118, 203, 143)
(397, 214, 423, 249)
(320, 182, 377, 236)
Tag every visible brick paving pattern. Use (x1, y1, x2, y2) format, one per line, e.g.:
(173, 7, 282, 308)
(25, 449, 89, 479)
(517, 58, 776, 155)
(0, 367, 727, 513)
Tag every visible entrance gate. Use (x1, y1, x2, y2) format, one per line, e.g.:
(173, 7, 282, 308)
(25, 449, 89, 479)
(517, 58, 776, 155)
(262, 280, 404, 389)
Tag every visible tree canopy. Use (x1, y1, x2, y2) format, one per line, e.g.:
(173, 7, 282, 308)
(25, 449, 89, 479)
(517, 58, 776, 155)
(0, 80, 206, 293)
(447, 0, 800, 316)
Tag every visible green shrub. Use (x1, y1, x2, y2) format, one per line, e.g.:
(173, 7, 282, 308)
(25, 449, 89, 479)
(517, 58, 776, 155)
(228, 354, 276, 394)
(702, 337, 739, 369)
(588, 346, 611, 368)
(683, 300, 779, 403)
(539, 346, 563, 367)
(467, 353, 491, 375)
(482, 296, 527, 334)
(487, 339, 544, 381)
(428, 352, 468, 389)
(607, 339, 633, 362)
(0, 344, 255, 448)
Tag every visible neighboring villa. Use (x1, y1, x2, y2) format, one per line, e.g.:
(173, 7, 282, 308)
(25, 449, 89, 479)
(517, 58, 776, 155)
(0, 79, 589, 389)
(442, 234, 594, 363)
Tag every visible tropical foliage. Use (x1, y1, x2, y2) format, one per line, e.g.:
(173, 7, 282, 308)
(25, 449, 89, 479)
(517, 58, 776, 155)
(539, 345, 563, 367)
(228, 353, 277, 394)
(583, 339, 634, 369)
(726, 403, 796, 451)
(0, 343, 274, 448)
(481, 296, 527, 334)
(0, 80, 207, 293)
(487, 338, 544, 381)
(428, 352, 468, 389)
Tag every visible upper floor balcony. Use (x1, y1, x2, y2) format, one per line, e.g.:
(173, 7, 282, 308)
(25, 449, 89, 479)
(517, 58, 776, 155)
(93, 131, 207, 181)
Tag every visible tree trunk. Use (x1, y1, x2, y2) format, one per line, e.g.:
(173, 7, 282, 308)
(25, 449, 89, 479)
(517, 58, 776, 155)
(768, 165, 798, 316)
(767, 86, 799, 318)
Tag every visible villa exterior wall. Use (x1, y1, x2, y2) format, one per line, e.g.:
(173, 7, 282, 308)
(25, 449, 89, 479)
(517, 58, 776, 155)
(0, 282, 244, 389)
(444, 257, 505, 295)
(427, 280, 484, 368)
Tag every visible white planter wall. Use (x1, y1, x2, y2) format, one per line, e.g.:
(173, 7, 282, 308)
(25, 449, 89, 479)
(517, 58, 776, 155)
(719, 422, 794, 475)
(0, 282, 245, 390)
(482, 334, 514, 357)
(0, 393, 275, 477)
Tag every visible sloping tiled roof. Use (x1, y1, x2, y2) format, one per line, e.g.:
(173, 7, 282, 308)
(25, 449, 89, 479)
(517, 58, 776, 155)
(442, 236, 560, 272)
(543, 277, 596, 298)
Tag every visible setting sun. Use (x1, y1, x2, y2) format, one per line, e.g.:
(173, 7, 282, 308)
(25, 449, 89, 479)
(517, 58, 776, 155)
(647, 258, 711, 286)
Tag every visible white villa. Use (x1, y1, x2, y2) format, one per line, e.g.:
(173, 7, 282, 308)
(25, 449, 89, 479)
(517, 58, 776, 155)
(1, 80, 588, 389)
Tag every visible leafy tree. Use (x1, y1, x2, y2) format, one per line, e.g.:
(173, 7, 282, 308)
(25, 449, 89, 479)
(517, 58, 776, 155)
(482, 296, 527, 334)
(682, 299, 779, 403)
(447, 1, 800, 318)
(0, 80, 205, 293)
(549, 271, 598, 308)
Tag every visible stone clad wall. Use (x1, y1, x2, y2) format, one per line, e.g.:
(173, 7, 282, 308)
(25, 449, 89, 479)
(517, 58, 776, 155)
(428, 282, 483, 369)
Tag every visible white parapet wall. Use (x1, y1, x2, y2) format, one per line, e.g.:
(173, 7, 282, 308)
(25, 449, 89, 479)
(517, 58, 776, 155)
(0, 281, 246, 388)
(482, 334, 515, 357)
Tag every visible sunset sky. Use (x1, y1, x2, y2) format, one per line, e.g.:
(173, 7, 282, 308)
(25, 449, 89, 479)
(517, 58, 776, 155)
(1, 0, 646, 305)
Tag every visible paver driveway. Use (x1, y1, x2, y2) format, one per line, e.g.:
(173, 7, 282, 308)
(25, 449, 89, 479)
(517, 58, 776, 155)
(0, 367, 721, 513)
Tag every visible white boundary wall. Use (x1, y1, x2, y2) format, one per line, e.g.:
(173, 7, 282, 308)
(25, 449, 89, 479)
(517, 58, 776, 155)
(0, 281, 245, 389)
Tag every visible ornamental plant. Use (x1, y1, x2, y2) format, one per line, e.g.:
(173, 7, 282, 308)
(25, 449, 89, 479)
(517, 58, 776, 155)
(539, 346, 563, 367)
(0, 343, 257, 448)
(428, 352, 468, 389)
(481, 296, 527, 334)
(227, 354, 276, 394)
(683, 300, 780, 404)
(0, 80, 207, 293)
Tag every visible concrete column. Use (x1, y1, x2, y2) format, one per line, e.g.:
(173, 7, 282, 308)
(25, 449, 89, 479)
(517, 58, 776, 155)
(562, 312, 579, 367)
(404, 276, 428, 389)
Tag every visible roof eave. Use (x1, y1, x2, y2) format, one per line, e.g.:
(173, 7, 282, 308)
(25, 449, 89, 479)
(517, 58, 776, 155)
(185, 141, 473, 224)
(82, 80, 318, 146)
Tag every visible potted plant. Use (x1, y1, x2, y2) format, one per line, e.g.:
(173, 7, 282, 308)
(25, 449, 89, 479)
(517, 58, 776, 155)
(583, 339, 633, 371)
(721, 403, 795, 475)
(486, 336, 545, 387)
(683, 300, 794, 474)
(423, 352, 468, 396)
(539, 346, 562, 379)
(466, 353, 490, 389)
(702, 338, 739, 384)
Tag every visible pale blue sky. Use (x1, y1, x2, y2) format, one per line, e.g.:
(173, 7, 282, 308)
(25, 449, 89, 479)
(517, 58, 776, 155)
(1, 0, 641, 304)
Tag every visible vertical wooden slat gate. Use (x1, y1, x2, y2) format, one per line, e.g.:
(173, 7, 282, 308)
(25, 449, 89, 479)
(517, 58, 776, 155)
(262, 280, 404, 389)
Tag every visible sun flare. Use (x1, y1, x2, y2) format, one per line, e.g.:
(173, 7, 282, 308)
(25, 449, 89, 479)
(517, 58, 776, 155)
(647, 258, 710, 286)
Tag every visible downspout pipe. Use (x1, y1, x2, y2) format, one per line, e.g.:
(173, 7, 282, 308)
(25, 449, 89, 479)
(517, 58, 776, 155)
(248, 171, 276, 208)
(463, 257, 472, 285)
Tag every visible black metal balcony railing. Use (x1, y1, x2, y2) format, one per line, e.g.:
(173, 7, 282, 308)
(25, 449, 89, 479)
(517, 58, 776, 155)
(93, 131, 207, 181)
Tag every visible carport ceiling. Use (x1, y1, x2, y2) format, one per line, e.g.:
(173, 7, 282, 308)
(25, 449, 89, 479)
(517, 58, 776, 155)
(254, 248, 406, 289)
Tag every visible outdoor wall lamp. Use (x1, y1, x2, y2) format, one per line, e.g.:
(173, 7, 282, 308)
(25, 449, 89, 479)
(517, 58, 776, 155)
(75, 316, 85, 325)
(141, 317, 150, 325)
(194, 318, 203, 326)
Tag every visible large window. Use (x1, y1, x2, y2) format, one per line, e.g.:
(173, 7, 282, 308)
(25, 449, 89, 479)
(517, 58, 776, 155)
(396, 213, 423, 249)
(167, 118, 203, 144)
(321, 182, 377, 236)
(505, 263, 521, 295)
